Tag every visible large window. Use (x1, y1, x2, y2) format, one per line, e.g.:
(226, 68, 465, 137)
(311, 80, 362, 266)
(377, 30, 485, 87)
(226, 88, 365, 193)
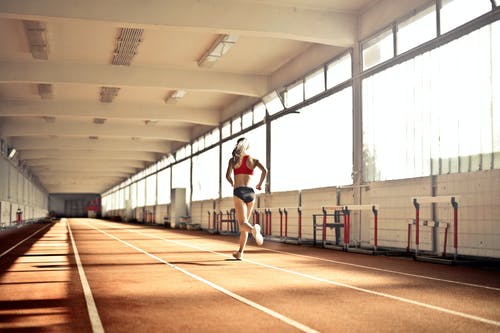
(157, 168, 171, 204)
(440, 0, 492, 34)
(145, 174, 156, 206)
(172, 159, 191, 201)
(397, 5, 437, 54)
(192, 147, 220, 201)
(363, 21, 499, 181)
(271, 88, 353, 191)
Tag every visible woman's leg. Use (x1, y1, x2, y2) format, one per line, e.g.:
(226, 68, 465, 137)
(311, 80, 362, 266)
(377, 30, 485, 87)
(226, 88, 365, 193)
(234, 197, 251, 254)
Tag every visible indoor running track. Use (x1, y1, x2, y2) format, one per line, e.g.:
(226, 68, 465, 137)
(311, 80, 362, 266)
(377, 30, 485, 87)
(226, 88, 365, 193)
(1, 219, 499, 333)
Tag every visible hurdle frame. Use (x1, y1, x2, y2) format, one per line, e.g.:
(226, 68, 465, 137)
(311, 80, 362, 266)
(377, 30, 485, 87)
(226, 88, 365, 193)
(319, 204, 380, 251)
(411, 196, 460, 260)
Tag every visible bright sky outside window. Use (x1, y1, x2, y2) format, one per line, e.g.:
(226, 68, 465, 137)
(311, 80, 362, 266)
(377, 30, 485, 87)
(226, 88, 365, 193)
(192, 147, 220, 201)
(146, 174, 156, 206)
(397, 5, 437, 54)
(232, 116, 241, 134)
(172, 159, 191, 201)
(440, 0, 491, 34)
(285, 81, 304, 108)
(253, 103, 266, 122)
(222, 121, 231, 138)
(271, 88, 353, 191)
(130, 182, 137, 208)
(157, 168, 171, 204)
(263, 91, 284, 116)
(327, 53, 352, 88)
(304, 68, 325, 99)
(362, 29, 394, 70)
(137, 179, 145, 207)
(242, 110, 253, 129)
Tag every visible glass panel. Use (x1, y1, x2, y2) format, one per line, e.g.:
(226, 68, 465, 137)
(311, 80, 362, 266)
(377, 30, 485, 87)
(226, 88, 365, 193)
(137, 179, 145, 207)
(362, 28, 394, 70)
(172, 159, 191, 202)
(145, 174, 156, 206)
(327, 53, 352, 89)
(222, 121, 231, 138)
(440, 0, 491, 34)
(363, 23, 498, 181)
(271, 88, 353, 191)
(305, 68, 325, 99)
(285, 81, 304, 108)
(192, 147, 220, 201)
(157, 168, 171, 204)
(232, 116, 242, 134)
(253, 103, 266, 122)
(397, 5, 437, 54)
(263, 91, 284, 116)
(242, 110, 253, 129)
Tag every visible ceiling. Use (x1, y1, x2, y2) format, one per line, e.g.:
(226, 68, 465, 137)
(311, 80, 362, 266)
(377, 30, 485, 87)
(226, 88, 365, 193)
(0, 0, 376, 194)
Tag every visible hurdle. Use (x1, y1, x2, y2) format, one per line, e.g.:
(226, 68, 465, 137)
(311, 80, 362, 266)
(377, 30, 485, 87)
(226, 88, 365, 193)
(207, 209, 239, 234)
(411, 196, 460, 260)
(407, 219, 449, 257)
(317, 205, 379, 251)
(252, 207, 302, 242)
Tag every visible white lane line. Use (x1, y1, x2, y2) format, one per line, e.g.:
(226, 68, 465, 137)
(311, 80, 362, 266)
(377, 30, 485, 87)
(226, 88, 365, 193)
(263, 248, 500, 292)
(118, 226, 500, 328)
(0, 223, 52, 258)
(66, 219, 105, 333)
(80, 220, 320, 333)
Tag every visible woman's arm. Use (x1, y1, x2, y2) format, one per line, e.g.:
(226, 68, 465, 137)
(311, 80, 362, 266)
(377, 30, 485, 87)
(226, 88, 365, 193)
(225, 158, 234, 187)
(253, 159, 267, 191)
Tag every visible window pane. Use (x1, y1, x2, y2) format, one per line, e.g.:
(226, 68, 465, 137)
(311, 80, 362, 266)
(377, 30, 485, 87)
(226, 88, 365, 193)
(363, 23, 498, 181)
(440, 0, 491, 34)
(397, 5, 437, 54)
(263, 92, 284, 116)
(285, 81, 304, 108)
(145, 174, 156, 206)
(363, 29, 394, 70)
(305, 68, 325, 99)
(271, 88, 353, 191)
(157, 168, 171, 204)
(242, 110, 253, 129)
(232, 116, 242, 134)
(327, 53, 352, 89)
(130, 182, 137, 208)
(137, 179, 145, 207)
(222, 121, 230, 138)
(192, 147, 220, 201)
(253, 103, 266, 122)
(172, 159, 191, 206)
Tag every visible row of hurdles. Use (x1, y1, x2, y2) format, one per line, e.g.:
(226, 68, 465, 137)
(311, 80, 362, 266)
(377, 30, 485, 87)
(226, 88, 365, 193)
(206, 195, 461, 260)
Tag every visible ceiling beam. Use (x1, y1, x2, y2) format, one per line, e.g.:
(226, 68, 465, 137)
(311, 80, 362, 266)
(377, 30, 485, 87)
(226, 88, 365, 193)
(10, 137, 172, 153)
(0, 101, 220, 126)
(19, 150, 160, 162)
(0, 0, 356, 46)
(0, 61, 268, 97)
(26, 159, 146, 169)
(0, 120, 191, 142)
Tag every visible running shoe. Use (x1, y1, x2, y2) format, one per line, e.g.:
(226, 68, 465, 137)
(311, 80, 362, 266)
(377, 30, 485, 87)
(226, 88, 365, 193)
(232, 251, 242, 260)
(252, 224, 264, 246)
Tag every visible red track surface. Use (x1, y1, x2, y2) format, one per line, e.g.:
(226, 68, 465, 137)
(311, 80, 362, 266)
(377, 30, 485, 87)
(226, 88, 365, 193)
(1, 219, 499, 333)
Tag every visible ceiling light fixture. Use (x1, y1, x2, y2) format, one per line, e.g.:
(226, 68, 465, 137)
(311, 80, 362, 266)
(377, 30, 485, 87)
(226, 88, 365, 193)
(38, 84, 53, 99)
(164, 90, 186, 104)
(23, 20, 49, 60)
(100, 87, 120, 103)
(198, 34, 239, 68)
(112, 28, 144, 66)
(8, 148, 17, 159)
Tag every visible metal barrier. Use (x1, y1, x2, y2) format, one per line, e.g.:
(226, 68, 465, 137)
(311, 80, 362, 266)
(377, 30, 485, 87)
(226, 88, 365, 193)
(411, 196, 460, 259)
(207, 209, 238, 234)
(316, 205, 379, 251)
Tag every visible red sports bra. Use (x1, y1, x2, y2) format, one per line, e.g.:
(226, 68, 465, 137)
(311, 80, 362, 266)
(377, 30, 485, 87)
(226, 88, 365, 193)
(234, 155, 254, 175)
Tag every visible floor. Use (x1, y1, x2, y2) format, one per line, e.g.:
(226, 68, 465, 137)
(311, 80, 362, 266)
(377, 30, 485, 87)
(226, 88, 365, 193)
(1, 219, 499, 333)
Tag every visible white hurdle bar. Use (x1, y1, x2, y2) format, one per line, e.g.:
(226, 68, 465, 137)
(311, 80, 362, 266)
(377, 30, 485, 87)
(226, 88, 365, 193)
(412, 196, 460, 259)
(322, 204, 379, 250)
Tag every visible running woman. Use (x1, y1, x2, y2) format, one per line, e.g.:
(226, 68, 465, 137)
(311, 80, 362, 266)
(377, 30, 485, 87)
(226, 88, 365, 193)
(225, 137, 267, 260)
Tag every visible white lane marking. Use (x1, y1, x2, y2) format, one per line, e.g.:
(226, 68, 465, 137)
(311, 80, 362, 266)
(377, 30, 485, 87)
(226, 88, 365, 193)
(116, 225, 500, 328)
(263, 248, 500, 292)
(80, 220, 320, 333)
(0, 223, 52, 258)
(66, 219, 105, 333)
